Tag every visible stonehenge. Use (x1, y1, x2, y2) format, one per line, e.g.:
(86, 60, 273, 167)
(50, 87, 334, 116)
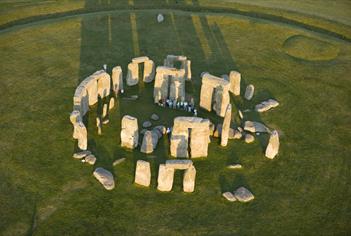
(200, 72, 230, 117)
(164, 55, 191, 81)
(120, 115, 139, 149)
(265, 130, 280, 159)
(170, 117, 210, 158)
(153, 66, 186, 103)
(126, 56, 155, 86)
(134, 160, 151, 187)
(157, 160, 196, 192)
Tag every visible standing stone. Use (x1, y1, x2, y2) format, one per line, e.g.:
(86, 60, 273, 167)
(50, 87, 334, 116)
(170, 128, 189, 158)
(85, 76, 98, 105)
(265, 130, 279, 159)
(221, 104, 232, 147)
(157, 164, 175, 192)
(121, 115, 138, 149)
(141, 131, 154, 154)
(134, 160, 151, 187)
(234, 187, 254, 202)
(93, 167, 115, 190)
(76, 121, 87, 150)
(244, 84, 254, 100)
(102, 104, 108, 119)
(96, 117, 102, 135)
(126, 62, 139, 86)
(143, 60, 155, 83)
(97, 72, 111, 98)
(229, 71, 241, 95)
(190, 126, 210, 158)
(112, 66, 123, 95)
(183, 165, 196, 192)
(109, 97, 115, 110)
(70, 110, 81, 139)
(186, 60, 192, 80)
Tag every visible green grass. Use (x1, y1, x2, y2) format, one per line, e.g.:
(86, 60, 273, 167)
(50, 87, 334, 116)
(0, 1, 351, 236)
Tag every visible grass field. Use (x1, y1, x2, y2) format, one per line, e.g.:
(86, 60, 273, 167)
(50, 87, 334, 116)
(0, 1, 350, 235)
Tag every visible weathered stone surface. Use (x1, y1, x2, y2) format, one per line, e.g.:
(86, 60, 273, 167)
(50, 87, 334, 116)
(227, 164, 243, 169)
(229, 71, 241, 95)
(222, 192, 237, 202)
(142, 121, 152, 128)
(157, 13, 164, 22)
(244, 121, 269, 133)
(102, 104, 108, 118)
(126, 62, 139, 86)
(134, 160, 151, 187)
(245, 134, 255, 143)
(70, 110, 81, 139)
(113, 158, 126, 166)
(234, 187, 254, 202)
(96, 117, 102, 135)
(151, 113, 159, 121)
(165, 159, 193, 170)
(112, 66, 123, 94)
(255, 99, 279, 112)
(96, 71, 111, 98)
(183, 165, 196, 192)
(143, 59, 155, 83)
(200, 73, 230, 117)
(109, 97, 115, 110)
(221, 104, 232, 147)
(244, 84, 254, 100)
(93, 167, 115, 190)
(73, 150, 91, 159)
(265, 130, 279, 159)
(157, 164, 175, 192)
(76, 121, 87, 150)
(85, 154, 96, 165)
(170, 117, 210, 158)
(141, 131, 154, 154)
(121, 115, 138, 149)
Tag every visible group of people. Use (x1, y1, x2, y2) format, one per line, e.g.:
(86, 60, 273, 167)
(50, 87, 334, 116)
(157, 98, 198, 116)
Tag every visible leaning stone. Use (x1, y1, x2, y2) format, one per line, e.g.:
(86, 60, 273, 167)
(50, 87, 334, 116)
(244, 121, 269, 133)
(244, 84, 254, 100)
(157, 164, 175, 192)
(150, 113, 159, 121)
(245, 134, 255, 143)
(227, 164, 242, 169)
(157, 13, 164, 23)
(234, 187, 254, 202)
(134, 160, 151, 187)
(183, 165, 196, 193)
(222, 192, 237, 202)
(142, 121, 152, 128)
(93, 167, 115, 190)
(165, 159, 193, 170)
(265, 130, 279, 159)
(113, 158, 126, 166)
(85, 154, 96, 165)
(73, 150, 91, 159)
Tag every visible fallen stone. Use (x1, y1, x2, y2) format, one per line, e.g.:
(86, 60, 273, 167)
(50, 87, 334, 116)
(157, 13, 164, 23)
(165, 159, 193, 170)
(245, 134, 255, 143)
(85, 154, 96, 165)
(134, 160, 151, 187)
(238, 110, 243, 119)
(93, 167, 115, 190)
(222, 192, 237, 202)
(102, 119, 109, 124)
(150, 113, 159, 121)
(255, 99, 279, 112)
(142, 121, 152, 128)
(234, 187, 254, 202)
(244, 121, 269, 133)
(227, 164, 243, 169)
(265, 130, 279, 159)
(228, 128, 242, 139)
(113, 158, 126, 166)
(73, 150, 91, 159)
(244, 84, 254, 100)
(122, 95, 138, 101)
